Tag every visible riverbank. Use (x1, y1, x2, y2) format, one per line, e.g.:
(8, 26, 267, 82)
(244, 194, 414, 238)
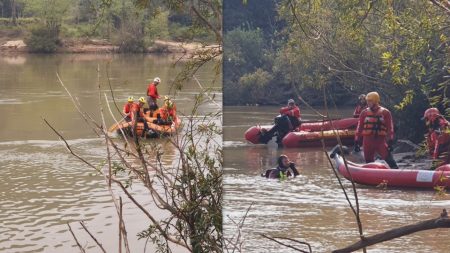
(0, 38, 220, 56)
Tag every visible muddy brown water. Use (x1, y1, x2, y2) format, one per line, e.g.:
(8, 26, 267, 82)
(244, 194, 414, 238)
(0, 54, 221, 252)
(223, 106, 450, 253)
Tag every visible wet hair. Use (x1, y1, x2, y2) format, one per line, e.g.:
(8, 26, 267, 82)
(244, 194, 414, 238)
(277, 155, 288, 168)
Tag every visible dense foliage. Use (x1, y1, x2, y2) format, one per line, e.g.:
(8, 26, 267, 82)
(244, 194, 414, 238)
(224, 0, 449, 142)
(0, 0, 216, 52)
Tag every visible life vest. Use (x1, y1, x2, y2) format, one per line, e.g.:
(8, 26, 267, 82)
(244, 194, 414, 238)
(130, 103, 144, 120)
(362, 108, 388, 136)
(160, 107, 176, 122)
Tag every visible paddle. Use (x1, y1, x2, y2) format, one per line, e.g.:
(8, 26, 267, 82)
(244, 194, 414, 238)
(108, 117, 126, 132)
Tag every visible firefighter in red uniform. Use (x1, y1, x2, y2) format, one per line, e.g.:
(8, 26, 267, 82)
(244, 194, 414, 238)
(122, 96, 134, 122)
(156, 97, 177, 125)
(146, 77, 161, 111)
(260, 99, 301, 146)
(422, 107, 450, 166)
(353, 94, 367, 118)
(130, 97, 150, 135)
(354, 92, 398, 169)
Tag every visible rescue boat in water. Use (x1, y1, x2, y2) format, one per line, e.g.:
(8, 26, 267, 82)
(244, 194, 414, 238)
(244, 118, 358, 147)
(330, 152, 450, 189)
(108, 109, 181, 138)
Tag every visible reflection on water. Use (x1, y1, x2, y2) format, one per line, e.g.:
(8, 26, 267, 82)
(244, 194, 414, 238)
(223, 106, 450, 253)
(0, 54, 221, 252)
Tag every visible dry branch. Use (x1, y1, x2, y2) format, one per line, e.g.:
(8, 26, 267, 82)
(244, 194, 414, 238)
(333, 209, 450, 253)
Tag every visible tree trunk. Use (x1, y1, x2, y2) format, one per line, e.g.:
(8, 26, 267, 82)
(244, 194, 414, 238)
(11, 0, 16, 25)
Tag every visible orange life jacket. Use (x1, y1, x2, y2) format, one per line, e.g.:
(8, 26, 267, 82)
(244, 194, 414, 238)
(362, 109, 388, 136)
(130, 103, 144, 121)
(160, 107, 176, 122)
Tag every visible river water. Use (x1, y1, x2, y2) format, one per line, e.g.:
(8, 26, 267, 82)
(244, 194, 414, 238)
(0, 54, 221, 252)
(223, 106, 450, 253)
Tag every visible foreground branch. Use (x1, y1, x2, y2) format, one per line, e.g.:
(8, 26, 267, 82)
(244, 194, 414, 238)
(333, 209, 450, 253)
(259, 234, 311, 253)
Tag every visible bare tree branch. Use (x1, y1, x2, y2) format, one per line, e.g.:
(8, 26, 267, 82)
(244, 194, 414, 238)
(333, 209, 450, 253)
(79, 221, 107, 253)
(67, 223, 86, 253)
(260, 234, 311, 253)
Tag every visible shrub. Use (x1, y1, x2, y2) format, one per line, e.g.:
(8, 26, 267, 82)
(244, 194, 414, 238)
(25, 25, 59, 53)
(116, 33, 145, 53)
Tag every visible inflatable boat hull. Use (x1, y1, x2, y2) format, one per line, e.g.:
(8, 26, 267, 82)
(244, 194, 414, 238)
(331, 153, 450, 189)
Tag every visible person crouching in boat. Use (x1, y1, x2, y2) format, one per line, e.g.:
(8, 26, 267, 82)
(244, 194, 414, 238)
(123, 96, 135, 122)
(131, 97, 150, 136)
(155, 96, 176, 125)
(262, 155, 299, 179)
(353, 94, 367, 118)
(259, 99, 301, 145)
(422, 107, 450, 166)
(354, 92, 399, 169)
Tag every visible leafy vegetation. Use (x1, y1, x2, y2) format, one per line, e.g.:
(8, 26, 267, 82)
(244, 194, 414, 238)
(0, 0, 217, 52)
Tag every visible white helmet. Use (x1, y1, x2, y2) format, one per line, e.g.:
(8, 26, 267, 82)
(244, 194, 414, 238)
(154, 77, 161, 83)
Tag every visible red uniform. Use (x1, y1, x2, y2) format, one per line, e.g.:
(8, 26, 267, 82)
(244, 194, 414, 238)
(353, 104, 367, 118)
(147, 82, 159, 99)
(426, 116, 450, 164)
(280, 106, 301, 118)
(123, 102, 133, 116)
(146, 82, 160, 110)
(355, 105, 394, 163)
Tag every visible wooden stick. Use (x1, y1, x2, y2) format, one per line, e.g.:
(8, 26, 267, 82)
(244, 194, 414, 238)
(79, 221, 107, 253)
(67, 223, 86, 253)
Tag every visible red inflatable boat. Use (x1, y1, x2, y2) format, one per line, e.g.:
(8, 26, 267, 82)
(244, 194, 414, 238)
(244, 118, 358, 147)
(282, 129, 355, 148)
(331, 153, 450, 189)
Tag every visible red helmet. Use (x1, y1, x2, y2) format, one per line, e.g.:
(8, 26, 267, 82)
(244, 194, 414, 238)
(423, 108, 441, 121)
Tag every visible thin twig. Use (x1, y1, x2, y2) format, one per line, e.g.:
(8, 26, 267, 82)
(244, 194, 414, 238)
(67, 223, 86, 253)
(260, 234, 310, 253)
(79, 221, 107, 253)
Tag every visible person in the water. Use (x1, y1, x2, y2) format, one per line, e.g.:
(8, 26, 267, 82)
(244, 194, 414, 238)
(262, 155, 299, 179)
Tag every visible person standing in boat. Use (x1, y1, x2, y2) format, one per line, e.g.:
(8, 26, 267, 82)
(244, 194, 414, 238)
(354, 91, 399, 169)
(259, 99, 301, 145)
(131, 97, 150, 135)
(123, 96, 134, 122)
(262, 155, 299, 179)
(423, 107, 450, 166)
(353, 94, 367, 118)
(146, 77, 161, 111)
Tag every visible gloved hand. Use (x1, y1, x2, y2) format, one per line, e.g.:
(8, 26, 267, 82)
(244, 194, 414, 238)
(387, 139, 394, 152)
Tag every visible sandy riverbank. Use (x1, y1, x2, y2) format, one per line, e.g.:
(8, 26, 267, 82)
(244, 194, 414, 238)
(0, 38, 221, 56)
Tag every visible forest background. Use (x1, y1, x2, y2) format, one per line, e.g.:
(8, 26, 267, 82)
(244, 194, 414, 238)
(223, 0, 450, 144)
(0, 0, 217, 53)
